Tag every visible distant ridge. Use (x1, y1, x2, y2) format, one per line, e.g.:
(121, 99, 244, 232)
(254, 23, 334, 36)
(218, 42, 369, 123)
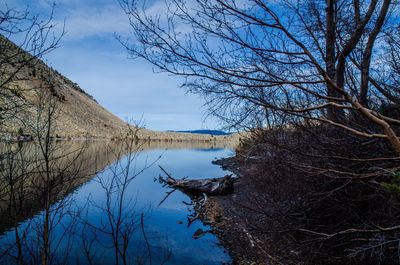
(168, 130, 232, 136)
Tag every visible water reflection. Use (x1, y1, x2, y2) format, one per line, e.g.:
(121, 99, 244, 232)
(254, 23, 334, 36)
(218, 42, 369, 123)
(0, 140, 234, 264)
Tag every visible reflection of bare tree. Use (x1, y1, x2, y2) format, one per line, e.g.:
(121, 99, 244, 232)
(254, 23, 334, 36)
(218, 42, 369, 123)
(0, 142, 125, 234)
(28, 88, 81, 265)
(76, 126, 168, 265)
(0, 142, 29, 265)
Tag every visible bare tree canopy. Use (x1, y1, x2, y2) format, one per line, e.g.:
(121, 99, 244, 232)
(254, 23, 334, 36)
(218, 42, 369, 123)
(119, 0, 400, 153)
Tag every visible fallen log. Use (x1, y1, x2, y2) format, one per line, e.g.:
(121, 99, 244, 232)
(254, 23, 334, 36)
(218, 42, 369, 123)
(159, 166, 234, 195)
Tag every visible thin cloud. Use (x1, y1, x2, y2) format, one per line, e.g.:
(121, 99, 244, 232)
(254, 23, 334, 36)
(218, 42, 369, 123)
(55, 5, 131, 40)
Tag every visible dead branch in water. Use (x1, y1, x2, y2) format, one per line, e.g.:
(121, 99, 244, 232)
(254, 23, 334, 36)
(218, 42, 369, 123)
(158, 165, 234, 196)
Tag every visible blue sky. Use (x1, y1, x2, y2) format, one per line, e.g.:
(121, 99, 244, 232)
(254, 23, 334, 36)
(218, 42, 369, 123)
(2, 0, 220, 131)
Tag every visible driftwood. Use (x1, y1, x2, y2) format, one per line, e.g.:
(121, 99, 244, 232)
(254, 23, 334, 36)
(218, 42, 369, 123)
(158, 166, 234, 196)
(157, 165, 234, 227)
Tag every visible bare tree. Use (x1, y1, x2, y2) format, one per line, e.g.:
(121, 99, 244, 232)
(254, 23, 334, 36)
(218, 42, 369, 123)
(119, 0, 400, 153)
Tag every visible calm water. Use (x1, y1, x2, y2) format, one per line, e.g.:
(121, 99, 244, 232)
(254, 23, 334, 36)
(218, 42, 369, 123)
(0, 141, 234, 264)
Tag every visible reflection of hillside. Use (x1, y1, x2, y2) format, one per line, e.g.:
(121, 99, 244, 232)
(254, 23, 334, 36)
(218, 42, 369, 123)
(139, 140, 236, 150)
(0, 141, 126, 235)
(137, 130, 240, 142)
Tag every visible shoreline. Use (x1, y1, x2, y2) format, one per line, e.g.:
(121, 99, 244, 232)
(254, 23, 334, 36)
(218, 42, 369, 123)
(1, 135, 239, 143)
(0, 132, 240, 144)
(201, 157, 291, 265)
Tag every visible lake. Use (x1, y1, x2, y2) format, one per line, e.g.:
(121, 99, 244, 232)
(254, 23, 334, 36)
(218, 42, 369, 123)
(0, 140, 235, 264)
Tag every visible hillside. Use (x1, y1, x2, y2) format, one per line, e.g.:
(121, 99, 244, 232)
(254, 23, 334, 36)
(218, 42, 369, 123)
(0, 35, 236, 142)
(0, 34, 130, 139)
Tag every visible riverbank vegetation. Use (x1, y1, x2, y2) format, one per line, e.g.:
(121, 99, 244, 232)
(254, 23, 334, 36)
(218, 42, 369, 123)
(207, 125, 400, 264)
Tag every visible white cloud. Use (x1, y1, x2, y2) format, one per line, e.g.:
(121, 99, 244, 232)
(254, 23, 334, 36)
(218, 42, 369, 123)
(55, 4, 131, 40)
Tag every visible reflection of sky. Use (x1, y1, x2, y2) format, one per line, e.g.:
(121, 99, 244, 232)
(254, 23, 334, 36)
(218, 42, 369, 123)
(77, 148, 233, 209)
(78, 147, 233, 264)
(1, 0, 221, 131)
(0, 146, 232, 264)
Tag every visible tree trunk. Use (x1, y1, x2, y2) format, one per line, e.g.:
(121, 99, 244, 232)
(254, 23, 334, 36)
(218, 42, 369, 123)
(326, 0, 344, 121)
(360, 0, 391, 106)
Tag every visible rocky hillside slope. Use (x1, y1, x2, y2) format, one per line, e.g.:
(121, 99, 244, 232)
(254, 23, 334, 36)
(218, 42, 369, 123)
(0, 34, 130, 139)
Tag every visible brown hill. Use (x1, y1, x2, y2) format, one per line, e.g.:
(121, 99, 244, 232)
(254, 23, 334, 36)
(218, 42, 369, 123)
(0, 34, 132, 139)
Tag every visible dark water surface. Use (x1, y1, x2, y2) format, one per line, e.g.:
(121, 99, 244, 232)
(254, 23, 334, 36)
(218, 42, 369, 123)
(0, 141, 234, 264)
